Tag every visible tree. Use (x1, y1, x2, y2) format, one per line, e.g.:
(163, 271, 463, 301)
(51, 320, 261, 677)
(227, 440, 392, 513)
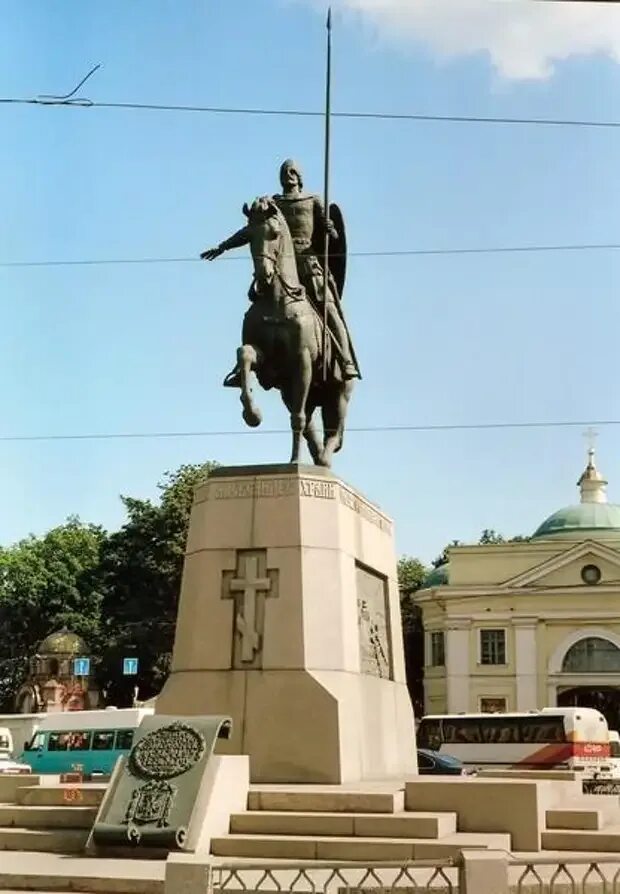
(478, 528, 505, 545)
(0, 519, 104, 710)
(397, 555, 427, 594)
(97, 462, 218, 705)
(432, 540, 461, 568)
(397, 555, 428, 718)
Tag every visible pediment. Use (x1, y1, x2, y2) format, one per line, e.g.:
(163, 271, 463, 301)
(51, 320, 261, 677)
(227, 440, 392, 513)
(501, 540, 620, 589)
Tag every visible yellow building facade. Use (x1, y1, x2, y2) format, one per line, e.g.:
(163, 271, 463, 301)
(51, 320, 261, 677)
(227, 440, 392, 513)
(414, 449, 620, 729)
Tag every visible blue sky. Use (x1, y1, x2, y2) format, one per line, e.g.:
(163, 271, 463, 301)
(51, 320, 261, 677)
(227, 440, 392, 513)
(1, 0, 620, 564)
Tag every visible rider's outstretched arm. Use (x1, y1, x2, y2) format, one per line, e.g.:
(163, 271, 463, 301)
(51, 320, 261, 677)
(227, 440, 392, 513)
(200, 226, 250, 260)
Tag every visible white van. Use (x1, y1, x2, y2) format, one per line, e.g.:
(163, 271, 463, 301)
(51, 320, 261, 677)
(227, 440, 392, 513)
(0, 727, 31, 775)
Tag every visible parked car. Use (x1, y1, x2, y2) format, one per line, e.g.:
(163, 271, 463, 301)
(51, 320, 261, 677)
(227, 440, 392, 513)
(0, 726, 31, 775)
(417, 748, 468, 775)
(0, 758, 31, 775)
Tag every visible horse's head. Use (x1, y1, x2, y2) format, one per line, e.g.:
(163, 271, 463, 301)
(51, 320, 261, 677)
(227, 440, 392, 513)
(243, 196, 289, 287)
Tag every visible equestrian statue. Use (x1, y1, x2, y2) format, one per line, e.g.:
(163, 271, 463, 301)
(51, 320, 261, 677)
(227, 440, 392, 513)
(201, 159, 359, 467)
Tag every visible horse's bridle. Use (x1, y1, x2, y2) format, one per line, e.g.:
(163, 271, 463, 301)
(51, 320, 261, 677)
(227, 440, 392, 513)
(253, 230, 304, 301)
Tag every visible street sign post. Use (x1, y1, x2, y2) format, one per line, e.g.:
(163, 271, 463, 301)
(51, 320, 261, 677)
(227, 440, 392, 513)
(123, 657, 139, 676)
(73, 657, 90, 677)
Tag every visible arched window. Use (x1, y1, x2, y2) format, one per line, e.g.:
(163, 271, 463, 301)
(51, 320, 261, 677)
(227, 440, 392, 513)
(562, 637, 620, 673)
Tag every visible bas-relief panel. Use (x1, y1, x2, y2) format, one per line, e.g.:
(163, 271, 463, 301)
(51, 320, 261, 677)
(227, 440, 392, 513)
(356, 564, 393, 680)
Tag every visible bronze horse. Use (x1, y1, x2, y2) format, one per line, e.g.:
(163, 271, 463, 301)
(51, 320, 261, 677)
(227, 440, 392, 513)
(229, 196, 354, 467)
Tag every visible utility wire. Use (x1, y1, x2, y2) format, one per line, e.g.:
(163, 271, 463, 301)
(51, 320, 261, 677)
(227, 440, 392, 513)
(1, 419, 620, 444)
(3, 95, 620, 130)
(3, 242, 620, 269)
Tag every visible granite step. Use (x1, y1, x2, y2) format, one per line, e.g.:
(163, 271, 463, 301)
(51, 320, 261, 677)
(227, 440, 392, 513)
(542, 825, 620, 851)
(0, 851, 165, 893)
(16, 786, 105, 809)
(231, 810, 457, 839)
(0, 827, 88, 854)
(546, 808, 606, 831)
(210, 831, 511, 861)
(247, 789, 403, 814)
(0, 806, 97, 829)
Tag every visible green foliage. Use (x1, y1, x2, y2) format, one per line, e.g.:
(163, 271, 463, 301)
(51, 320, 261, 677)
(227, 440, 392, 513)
(0, 518, 105, 710)
(432, 540, 461, 568)
(397, 555, 427, 637)
(478, 528, 505, 544)
(96, 462, 218, 705)
(397, 556, 427, 593)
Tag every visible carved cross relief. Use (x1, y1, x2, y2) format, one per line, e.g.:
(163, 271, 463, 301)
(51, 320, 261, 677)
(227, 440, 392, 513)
(222, 551, 278, 668)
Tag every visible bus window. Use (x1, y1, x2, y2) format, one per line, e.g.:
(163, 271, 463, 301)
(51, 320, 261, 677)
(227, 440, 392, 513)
(115, 730, 134, 751)
(611, 741, 620, 758)
(27, 732, 45, 751)
(68, 731, 91, 751)
(48, 733, 69, 752)
(443, 719, 481, 744)
(92, 731, 114, 751)
(481, 719, 517, 744)
(417, 720, 441, 750)
(519, 717, 564, 744)
(0, 734, 10, 750)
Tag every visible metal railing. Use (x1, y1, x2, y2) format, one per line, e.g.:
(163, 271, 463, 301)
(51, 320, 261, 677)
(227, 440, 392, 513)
(209, 860, 456, 894)
(512, 857, 620, 894)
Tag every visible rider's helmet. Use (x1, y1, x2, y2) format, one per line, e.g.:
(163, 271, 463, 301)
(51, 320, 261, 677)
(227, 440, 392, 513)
(279, 159, 304, 190)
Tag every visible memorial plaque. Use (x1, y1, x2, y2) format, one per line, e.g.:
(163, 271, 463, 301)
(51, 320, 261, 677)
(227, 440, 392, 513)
(356, 565, 393, 680)
(92, 714, 231, 850)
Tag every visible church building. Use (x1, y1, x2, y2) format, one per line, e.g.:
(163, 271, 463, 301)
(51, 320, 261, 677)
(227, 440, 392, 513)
(414, 448, 620, 730)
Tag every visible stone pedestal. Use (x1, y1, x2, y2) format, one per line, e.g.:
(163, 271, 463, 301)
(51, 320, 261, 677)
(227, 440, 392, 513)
(156, 464, 417, 783)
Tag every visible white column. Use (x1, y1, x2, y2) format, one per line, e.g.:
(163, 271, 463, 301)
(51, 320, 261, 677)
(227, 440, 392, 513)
(514, 621, 538, 710)
(446, 623, 470, 712)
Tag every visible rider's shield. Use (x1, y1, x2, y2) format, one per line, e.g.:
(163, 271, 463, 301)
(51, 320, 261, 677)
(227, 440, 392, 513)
(328, 203, 347, 302)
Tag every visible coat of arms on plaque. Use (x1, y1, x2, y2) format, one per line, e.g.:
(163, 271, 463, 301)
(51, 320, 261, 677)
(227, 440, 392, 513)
(122, 722, 207, 832)
(124, 779, 176, 829)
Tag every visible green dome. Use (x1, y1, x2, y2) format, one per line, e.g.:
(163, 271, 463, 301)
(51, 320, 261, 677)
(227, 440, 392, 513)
(38, 628, 88, 656)
(421, 563, 450, 588)
(532, 503, 620, 540)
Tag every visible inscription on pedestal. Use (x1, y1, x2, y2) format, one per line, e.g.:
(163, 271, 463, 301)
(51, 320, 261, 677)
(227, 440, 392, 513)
(222, 551, 278, 668)
(208, 477, 392, 534)
(356, 565, 393, 679)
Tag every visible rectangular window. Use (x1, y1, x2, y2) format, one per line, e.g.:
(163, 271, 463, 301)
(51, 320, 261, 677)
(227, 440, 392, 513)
(115, 729, 134, 751)
(480, 697, 507, 714)
(67, 731, 91, 751)
(48, 733, 69, 752)
(92, 731, 115, 751)
(417, 718, 441, 750)
(480, 629, 506, 665)
(430, 632, 445, 667)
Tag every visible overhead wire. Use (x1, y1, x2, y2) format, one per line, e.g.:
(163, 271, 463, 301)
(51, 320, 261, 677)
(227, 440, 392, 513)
(3, 242, 620, 269)
(3, 95, 620, 130)
(1, 419, 620, 444)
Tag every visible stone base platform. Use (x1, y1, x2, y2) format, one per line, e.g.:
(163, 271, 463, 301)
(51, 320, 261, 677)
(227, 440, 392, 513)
(3, 775, 620, 892)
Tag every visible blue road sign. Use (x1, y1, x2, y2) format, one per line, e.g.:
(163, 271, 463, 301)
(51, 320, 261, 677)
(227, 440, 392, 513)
(73, 657, 90, 677)
(123, 657, 139, 676)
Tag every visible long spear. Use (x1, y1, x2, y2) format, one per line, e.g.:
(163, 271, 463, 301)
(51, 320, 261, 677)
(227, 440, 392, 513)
(322, 7, 332, 381)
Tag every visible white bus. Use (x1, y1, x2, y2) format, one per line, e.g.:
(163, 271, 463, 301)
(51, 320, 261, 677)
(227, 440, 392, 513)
(417, 708, 610, 775)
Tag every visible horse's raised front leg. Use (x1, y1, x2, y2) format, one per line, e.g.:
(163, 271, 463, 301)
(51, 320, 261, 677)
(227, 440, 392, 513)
(237, 344, 262, 428)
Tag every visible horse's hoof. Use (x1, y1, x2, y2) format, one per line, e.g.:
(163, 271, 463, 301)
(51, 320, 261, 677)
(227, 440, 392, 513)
(242, 406, 262, 427)
(316, 453, 331, 468)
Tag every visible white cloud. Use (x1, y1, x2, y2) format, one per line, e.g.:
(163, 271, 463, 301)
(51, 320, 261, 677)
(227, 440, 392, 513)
(316, 1, 620, 80)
